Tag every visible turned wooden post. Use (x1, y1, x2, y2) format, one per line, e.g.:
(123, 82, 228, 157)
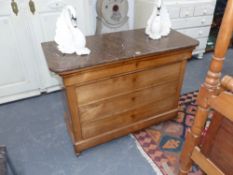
(179, 0, 233, 174)
(221, 75, 233, 92)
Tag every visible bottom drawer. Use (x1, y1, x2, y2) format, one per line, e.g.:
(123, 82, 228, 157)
(195, 38, 208, 51)
(81, 82, 178, 139)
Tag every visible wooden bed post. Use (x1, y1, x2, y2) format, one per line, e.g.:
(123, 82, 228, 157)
(179, 0, 233, 174)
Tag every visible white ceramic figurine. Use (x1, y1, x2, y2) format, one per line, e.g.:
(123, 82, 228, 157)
(55, 5, 91, 55)
(145, 0, 171, 40)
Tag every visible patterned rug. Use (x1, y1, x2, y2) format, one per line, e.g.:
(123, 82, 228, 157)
(133, 91, 212, 175)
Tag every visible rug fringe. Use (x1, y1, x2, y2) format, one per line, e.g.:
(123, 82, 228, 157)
(130, 134, 163, 175)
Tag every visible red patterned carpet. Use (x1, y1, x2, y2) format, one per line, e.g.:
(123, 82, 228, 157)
(133, 91, 212, 175)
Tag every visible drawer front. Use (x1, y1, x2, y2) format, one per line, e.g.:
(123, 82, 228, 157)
(79, 80, 178, 123)
(76, 62, 181, 106)
(194, 37, 208, 51)
(81, 83, 178, 139)
(194, 5, 215, 16)
(63, 52, 192, 86)
(167, 6, 180, 19)
(180, 7, 194, 18)
(178, 27, 210, 39)
(171, 16, 213, 29)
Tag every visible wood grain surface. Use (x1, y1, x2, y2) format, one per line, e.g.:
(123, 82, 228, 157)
(42, 29, 197, 153)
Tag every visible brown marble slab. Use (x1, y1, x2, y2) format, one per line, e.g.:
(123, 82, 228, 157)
(41, 29, 198, 74)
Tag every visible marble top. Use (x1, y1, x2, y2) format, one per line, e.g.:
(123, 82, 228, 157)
(41, 29, 198, 74)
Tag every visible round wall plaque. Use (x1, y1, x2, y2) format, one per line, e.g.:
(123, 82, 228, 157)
(96, 0, 129, 34)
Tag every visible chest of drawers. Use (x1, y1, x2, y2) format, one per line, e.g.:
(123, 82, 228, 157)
(42, 29, 198, 154)
(135, 0, 217, 59)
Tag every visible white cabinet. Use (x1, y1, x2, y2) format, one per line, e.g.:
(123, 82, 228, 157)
(28, 0, 88, 92)
(0, 1, 40, 103)
(134, 0, 217, 59)
(0, 0, 92, 104)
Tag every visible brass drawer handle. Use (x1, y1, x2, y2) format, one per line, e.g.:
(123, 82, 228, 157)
(11, 0, 19, 16)
(29, 0, 36, 14)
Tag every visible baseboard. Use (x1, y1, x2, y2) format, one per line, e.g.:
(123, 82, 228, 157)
(0, 90, 41, 105)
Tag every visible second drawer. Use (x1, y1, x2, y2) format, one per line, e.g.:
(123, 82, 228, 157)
(178, 27, 210, 39)
(75, 62, 181, 106)
(172, 16, 213, 29)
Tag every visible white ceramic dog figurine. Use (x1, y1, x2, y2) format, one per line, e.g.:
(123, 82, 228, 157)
(55, 5, 91, 55)
(145, 0, 171, 40)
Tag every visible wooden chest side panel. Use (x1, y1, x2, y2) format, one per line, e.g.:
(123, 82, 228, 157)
(79, 80, 178, 123)
(63, 51, 191, 86)
(207, 118, 233, 174)
(81, 95, 177, 139)
(76, 62, 181, 106)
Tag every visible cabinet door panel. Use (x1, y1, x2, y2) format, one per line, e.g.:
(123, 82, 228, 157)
(28, 0, 90, 91)
(39, 13, 60, 42)
(0, 17, 25, 86)
(35, 0, 86, 41)
(0, 1, 40, 103)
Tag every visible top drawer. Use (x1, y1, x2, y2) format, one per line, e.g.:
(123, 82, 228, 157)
(194, 4, 215, 16)
(167, 6, 180, 19)
(63, 52, 192, 86)
(180, 7, 194, 18)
